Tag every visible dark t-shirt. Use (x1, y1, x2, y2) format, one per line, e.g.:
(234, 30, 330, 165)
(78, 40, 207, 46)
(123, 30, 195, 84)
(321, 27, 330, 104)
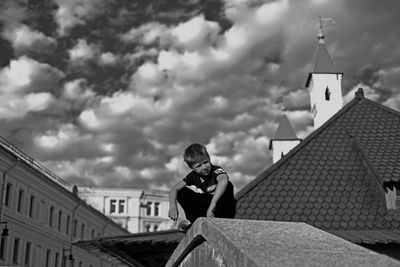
(183, 165, 226, 195)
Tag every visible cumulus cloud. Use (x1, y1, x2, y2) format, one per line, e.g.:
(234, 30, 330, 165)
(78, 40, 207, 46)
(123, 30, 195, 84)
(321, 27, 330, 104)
(62, 78, 95, 101)
(171, 15, 220, 50)
(1, 0, 400, 192)
(68, 39, 99, 62)
(53, 0, 106, 36)
(3, 24, 56, 54)
(0, 93, 54, 120)
(120, 22, 171, 45)
(0, 56, 63, 119)
(99, 52, 119, 65)
(34, 123, 87, 150)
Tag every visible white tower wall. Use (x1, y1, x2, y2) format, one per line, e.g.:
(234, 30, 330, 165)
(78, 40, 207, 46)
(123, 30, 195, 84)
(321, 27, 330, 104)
(309, 73, 343, 128)
(272, 140, 301, 163)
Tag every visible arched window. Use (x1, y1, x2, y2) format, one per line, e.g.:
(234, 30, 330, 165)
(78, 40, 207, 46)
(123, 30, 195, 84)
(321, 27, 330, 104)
(325, 87, 331, 101)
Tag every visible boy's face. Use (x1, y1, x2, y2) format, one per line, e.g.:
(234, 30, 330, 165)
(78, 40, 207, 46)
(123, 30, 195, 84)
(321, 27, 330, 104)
(191, 156, 211, 176)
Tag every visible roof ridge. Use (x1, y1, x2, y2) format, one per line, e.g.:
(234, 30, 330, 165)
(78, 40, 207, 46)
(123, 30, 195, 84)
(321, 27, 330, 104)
(235, 95, 362, 201)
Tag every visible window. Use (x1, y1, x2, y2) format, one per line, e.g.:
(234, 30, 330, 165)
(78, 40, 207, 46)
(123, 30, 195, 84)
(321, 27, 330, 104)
(55, 252, 60, 267)
(81, 223, 85, 239)
(12, 238, 20, 264)
(17, 189, 24, 213)
(79, 261, 82, 267)
(29, 195, 35, 218)
(66, 215, 70, 235)
(24, 241, 32, 265)
(154, 224, 158, 231)
(91, 229, 95, 239)
(0, 235, 6, 259)
(45, 249, 51, 267)
(58, 211, 63, 231)
(109, 199, 126, 214)
(325, 87, 331, 101)
(5, 183, 12, 207)
(49, 206, 54, 227)
(146, 201, 152, 216)
(73, 219, 78, 237)
(145, 224, 151, 232)
(110, 199, 116, 213)
(118, 199, 126, 214)
(39, 200, 46, 223)
(154, 202, 160, 216)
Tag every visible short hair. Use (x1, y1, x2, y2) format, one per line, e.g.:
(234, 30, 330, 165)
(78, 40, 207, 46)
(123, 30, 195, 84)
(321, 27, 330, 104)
(183, 143, 210, 167)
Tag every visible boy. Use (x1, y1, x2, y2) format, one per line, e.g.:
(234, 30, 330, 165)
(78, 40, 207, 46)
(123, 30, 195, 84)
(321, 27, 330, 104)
(168, 143, 236, 232)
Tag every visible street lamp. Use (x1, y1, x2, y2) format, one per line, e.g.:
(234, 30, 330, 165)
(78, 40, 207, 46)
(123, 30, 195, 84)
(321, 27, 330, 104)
(62, 248, 74, 267)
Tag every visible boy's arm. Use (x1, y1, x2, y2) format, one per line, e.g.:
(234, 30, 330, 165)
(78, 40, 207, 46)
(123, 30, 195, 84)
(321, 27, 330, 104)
(168, 180, 186, 221)
(207, 174, 228, 218)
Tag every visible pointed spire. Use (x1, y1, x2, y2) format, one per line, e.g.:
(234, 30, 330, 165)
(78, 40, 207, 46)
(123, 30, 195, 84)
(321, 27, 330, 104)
(269, 114, 302, 162)
(272, 114, 298, 140)
(313, 41, 336, 73)
(313, 16, 337, 73)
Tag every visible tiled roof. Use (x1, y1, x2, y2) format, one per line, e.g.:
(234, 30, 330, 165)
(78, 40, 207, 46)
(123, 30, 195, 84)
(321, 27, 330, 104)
(75, 230, 185, 266)
(235, 88, 400, 244)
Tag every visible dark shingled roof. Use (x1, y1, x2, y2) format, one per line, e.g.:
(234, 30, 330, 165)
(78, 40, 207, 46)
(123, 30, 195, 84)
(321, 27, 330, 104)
(235, 88, 400, 244)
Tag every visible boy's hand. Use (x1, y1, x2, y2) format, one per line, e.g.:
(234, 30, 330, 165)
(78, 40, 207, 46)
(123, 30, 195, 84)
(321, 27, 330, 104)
(168, 207, 179, 221)
(206, 205, 215, 218)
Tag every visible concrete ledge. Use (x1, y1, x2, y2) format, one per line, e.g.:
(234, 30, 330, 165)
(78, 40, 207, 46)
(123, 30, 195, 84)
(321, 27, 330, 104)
(166, 218, 400, 267)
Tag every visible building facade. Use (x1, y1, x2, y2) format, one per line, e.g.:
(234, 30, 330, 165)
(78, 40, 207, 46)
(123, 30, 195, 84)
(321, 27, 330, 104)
(0, 136, 129, 267)
(78, 186, 176, 233)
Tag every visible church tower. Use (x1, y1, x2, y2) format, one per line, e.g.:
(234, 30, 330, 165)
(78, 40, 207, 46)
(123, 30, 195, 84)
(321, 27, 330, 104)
(306, 26, 343, 129)
(269, 112, 301, 163)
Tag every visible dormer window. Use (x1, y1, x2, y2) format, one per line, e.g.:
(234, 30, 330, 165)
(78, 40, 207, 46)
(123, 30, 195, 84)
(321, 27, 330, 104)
(385, 187, 400, 209)
(325, 87, 331, 101)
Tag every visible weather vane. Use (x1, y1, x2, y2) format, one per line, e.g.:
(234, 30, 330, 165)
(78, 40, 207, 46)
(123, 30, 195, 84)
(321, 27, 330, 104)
(318, 15, 336, 40)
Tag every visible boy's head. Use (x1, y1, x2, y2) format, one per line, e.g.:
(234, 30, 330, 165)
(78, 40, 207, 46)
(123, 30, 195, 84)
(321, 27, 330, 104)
(183, 143, 210, 168)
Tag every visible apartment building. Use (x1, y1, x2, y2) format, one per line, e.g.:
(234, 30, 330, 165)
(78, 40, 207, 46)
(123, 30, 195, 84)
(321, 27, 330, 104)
(78, 186, 175, 233)
(0, 136, 129, 267)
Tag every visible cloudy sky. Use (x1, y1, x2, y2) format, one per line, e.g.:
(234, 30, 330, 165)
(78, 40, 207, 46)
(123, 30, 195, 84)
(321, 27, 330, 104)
(0, 0, 399, 192)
